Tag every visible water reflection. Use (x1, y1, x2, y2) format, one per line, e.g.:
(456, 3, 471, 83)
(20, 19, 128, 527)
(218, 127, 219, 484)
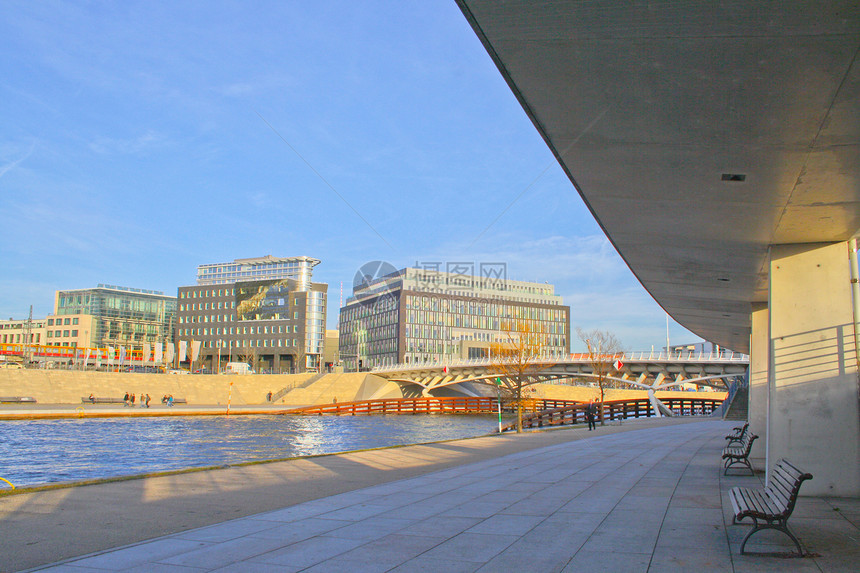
(0, 415, 499, 488)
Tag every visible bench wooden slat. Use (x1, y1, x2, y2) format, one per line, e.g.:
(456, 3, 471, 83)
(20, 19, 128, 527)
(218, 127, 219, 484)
(768, 473, 796, 507)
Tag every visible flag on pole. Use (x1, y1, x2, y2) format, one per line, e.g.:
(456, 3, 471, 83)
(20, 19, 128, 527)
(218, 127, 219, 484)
(143, 342, 151, 363)
(107, 346, 114, 366)
(155, 342, 163, 364)
(191, 340, 201, 362)
(165, 343, 175, 364)
(179, 341, 187, 363)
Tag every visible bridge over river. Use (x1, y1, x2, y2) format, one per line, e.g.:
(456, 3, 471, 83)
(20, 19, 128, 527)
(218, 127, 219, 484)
(371, 350, 748, 394)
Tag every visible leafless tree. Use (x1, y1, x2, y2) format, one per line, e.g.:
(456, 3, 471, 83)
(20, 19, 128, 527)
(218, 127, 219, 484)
(490, 319, 556, 432)
(576, 328, 624, 425)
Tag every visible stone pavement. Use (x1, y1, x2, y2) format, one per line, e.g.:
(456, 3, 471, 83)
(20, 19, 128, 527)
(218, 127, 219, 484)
(17, 419, 858, 572)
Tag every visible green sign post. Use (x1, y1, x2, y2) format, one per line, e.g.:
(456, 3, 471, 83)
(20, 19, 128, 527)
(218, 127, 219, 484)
(494, 377, 503, 433)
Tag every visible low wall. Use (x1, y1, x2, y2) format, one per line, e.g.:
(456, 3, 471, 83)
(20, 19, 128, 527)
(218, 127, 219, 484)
(0, 370, 317, 406)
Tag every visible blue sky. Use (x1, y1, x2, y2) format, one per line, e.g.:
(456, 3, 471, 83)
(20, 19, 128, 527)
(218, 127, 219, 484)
(0, 0, 703, 352)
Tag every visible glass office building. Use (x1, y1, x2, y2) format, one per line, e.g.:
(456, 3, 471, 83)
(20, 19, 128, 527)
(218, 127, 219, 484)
(339, 267, 570, 370)
(54, 285, 176, 349)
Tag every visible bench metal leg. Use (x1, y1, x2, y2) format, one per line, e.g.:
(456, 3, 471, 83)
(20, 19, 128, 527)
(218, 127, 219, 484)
(739, 517, 804, 556)
(723, 457, 754, 476)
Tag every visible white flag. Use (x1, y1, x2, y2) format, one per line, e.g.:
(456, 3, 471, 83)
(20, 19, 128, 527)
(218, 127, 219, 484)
(96, 349, 102, 368)
(179, 340, 187, 363)
(165, 342, 175, 364)
(191, 340, 202, 362)
(143, 342, 151, 363)
(119, 346, 126, 365)
(107, 346, 114, 366)
(155, 342, 163, 364)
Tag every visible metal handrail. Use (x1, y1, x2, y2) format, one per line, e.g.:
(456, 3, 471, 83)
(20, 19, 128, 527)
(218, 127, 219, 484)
(370, 350, 750, 373)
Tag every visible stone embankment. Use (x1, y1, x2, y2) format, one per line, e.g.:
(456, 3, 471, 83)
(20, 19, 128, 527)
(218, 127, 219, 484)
(0, 370, 400, 407)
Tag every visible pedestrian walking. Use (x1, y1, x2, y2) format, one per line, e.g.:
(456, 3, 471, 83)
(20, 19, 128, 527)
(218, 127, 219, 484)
(145, 393, 151, 408)
(130, 393, 136, 407)
(585, 399, 597, 431)
(123, 391, 130, 407)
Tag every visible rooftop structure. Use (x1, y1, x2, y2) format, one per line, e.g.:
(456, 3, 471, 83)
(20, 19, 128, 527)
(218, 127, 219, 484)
(196, 255, 320, 289)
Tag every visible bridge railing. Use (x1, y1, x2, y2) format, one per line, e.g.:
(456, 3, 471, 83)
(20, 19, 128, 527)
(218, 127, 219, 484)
(370, 350, 750, 373)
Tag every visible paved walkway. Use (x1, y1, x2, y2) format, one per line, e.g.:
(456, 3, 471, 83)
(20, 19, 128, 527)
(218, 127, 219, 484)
(12, 419, 860, 572)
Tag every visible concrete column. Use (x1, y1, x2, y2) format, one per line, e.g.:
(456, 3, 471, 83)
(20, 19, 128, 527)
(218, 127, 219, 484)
(748, 302, 768, 465)
(768, 242, 860, 496)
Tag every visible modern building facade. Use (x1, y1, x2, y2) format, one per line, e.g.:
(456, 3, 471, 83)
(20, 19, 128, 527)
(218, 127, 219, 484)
(339, 267, 570, 370)
(44, 314, 95, 349)
(176, 256, 327, 373)
(53, 285, 176, 350)
(0, 317, 47, 348)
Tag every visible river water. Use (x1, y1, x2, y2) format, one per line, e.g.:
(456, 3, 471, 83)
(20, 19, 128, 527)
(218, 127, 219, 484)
(0, 415, 502, 489)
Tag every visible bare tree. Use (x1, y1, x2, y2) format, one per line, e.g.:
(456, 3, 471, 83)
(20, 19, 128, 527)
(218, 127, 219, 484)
(238, 346, 259, 372)
(576, 328, 624, 425)
(490, 319, 556, 433)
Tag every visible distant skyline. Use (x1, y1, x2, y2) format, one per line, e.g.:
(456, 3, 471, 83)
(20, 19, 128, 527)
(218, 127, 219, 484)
(0, 1, 704, 352)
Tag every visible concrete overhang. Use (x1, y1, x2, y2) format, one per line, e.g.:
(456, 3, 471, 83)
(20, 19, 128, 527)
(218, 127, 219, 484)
(457, 1, 860, 353)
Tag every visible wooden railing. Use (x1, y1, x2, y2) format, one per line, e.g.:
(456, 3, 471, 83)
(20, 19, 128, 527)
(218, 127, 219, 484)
(286, 397, 501, 415)
(505, 397, 726, 431)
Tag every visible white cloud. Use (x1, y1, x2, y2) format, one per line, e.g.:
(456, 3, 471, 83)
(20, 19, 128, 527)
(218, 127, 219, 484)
(411, 232, 703, 352)
(0, 141, 36, 180)
(89, 130, 166, 155)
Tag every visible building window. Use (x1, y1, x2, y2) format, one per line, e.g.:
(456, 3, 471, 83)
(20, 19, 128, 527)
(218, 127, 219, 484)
(71, 330, 78, 336)
(64, 318, 71, 325)
(48, 319, 54, 326)
(72, 318, 79, 325)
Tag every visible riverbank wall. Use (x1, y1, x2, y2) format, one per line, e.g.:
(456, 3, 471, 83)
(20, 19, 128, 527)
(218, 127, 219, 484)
(0, 370, 400, 406)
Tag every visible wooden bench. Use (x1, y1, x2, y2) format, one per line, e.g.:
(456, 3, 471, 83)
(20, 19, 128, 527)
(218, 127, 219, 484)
(729, 459, 813, 555)
(722, 432, 758, 475)
(725, 422, 749, 446)
(81, 397, 125, 404)
(0, 396, 37, 404)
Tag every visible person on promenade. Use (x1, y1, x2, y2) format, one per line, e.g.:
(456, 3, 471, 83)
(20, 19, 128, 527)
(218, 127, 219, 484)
(585, 399, 597, 431)
(88, 394, 95, 404)
(145, 394, 151, 408)
(123, 391, 130, 407)
(130, 393, 136, 407)
(266, 391, 273, 402)
(167, 395, 174, 407)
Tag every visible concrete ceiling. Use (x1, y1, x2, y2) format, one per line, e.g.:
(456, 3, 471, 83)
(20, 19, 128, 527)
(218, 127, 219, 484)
(457, 1, 860, 353)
